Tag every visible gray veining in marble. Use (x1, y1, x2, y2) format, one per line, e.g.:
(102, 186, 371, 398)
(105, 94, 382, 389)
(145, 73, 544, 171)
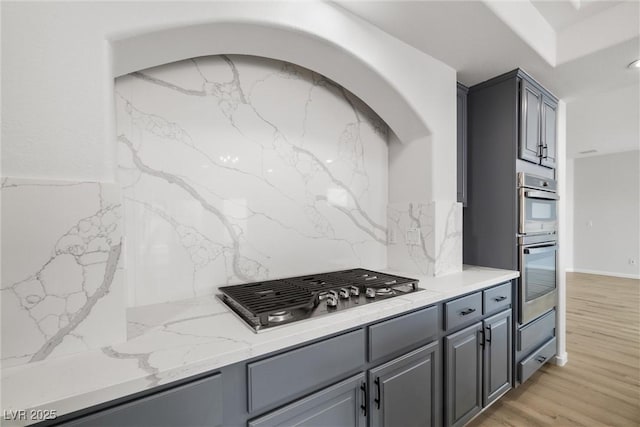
(1, 179, 126, 368)
(116, 55, 389, 306)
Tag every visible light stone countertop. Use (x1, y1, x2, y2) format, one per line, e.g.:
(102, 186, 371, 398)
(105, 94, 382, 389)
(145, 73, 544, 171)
(1, 265, 518, 425)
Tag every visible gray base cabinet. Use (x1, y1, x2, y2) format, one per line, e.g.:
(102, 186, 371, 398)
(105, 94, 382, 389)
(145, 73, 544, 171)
(444, 304, 514, 427)
(248, 373, 366, 427)
(247, 329, 365, 413)
(48, 284, 517, 427)
(59, 373, 224, 427)
(369, 342, 440, 427)
(483, 310, 512, 406)
(445, 322, 483, 427)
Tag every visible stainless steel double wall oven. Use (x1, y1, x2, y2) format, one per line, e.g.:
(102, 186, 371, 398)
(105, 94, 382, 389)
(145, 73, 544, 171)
(517, 173, 558, 324)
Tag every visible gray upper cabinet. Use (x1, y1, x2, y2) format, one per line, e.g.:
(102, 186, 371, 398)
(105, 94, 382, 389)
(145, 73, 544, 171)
(519, 78, 542, 164)
(369, 342, 440, 427)
(248, 373, 366, 427)
(483, 310, 512, 406)
(444, 322, 483, 427)
(541, 95, 557, 169)
(457, 83, 469, 206)
(518, 73, 558, 169)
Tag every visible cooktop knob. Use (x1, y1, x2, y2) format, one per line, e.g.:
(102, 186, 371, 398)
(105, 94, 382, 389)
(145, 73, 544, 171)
(339, 288, 350, 299)
(328, 290, 338, 299)
(349, 285, 360, 296)
(326, 295, 338, 308)
(365, 288, 376, 298)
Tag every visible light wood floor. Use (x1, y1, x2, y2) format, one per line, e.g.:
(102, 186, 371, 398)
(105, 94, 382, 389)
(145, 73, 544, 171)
(469, 272, 640, 427)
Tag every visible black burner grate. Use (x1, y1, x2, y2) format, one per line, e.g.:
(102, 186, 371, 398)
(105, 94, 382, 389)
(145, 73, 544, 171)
(331, 268, 416, 288)
(219, 279, 314, 315)
(219, 268, 417, 317)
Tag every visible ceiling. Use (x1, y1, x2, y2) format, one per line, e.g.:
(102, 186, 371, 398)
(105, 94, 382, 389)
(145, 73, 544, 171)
(335, 0, 640, 158)
(531, 0, 623, 31)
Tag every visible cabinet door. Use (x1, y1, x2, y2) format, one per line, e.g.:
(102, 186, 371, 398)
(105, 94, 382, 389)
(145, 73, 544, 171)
(483, 310, 512, 406)
(369, 341, 440, 427)
(445, 322, 483, 427)
(540, 96, 557, 169)
(519, 78, 542, 164)
(248, 373, 366, 427)
(457, 83, 468, 206)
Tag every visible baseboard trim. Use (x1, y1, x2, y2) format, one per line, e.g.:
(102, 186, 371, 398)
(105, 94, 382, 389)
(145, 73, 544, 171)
(569, 268, 639, 280)
(554, 352, 568, 366)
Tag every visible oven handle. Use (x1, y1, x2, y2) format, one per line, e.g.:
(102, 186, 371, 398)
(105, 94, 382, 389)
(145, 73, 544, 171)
(524, 245, 558, 255)
(524, 190, 559, 200)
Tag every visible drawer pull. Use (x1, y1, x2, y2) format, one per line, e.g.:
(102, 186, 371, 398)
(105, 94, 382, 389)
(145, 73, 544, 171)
(360, 382, 368, 416)
(494, 296, 507, 302)
(460, 308, 476, 316)
(374, 377, 381, 409)
(535, 355, 547, 364)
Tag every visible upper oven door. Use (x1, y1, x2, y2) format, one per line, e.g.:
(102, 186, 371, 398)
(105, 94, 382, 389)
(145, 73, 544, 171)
(519, 188, 558, 235)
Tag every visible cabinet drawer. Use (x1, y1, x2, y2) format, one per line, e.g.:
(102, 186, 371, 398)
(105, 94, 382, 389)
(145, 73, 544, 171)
(518, 337, 556, 383)
(444, 292, 482, 331)
(483, 282, 511, 314)
(247, 329, 365, 413)
(248, 373, 366, 427)
(518, 309, 555, 356)
(369, 306, 438, 362)
(61, 373, 223, 427)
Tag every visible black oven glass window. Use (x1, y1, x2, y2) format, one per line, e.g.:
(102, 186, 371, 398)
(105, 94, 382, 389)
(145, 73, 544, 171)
(525, 248, 557, 301)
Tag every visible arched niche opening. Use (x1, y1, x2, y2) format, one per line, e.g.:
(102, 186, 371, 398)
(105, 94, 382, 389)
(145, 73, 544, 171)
(109, 14, 458, 306)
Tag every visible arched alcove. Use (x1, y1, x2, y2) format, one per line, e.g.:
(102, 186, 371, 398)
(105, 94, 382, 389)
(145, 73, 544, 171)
(108, 6, 461, 306)
(110, 20, 431, 147)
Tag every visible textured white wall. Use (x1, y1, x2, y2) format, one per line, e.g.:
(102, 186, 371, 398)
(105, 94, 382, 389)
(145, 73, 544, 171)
(1, 1, 456, 202)
(573, 151, 640, 278)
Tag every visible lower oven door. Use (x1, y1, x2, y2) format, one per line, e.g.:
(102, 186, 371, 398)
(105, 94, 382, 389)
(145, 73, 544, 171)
(519, 242, 558, 324)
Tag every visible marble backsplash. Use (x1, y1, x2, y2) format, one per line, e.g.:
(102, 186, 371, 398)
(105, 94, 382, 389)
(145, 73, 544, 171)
(1, 179, 126, 368)
(115, 55, 390, 306)
(0, 56, 461, 368)
(387, 201, 462, 276)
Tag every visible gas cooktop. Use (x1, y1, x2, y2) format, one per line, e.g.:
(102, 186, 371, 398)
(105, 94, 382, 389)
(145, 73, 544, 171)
(218, 268, 422, 332)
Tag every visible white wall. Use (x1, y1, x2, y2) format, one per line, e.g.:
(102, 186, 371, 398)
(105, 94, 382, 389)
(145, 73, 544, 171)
(566, 83, 640, 158)
(1, 1, 456, 203)
(556, 100, 568, 366)
(565, 158, 575, 270)
(573, 151, 640, 278)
